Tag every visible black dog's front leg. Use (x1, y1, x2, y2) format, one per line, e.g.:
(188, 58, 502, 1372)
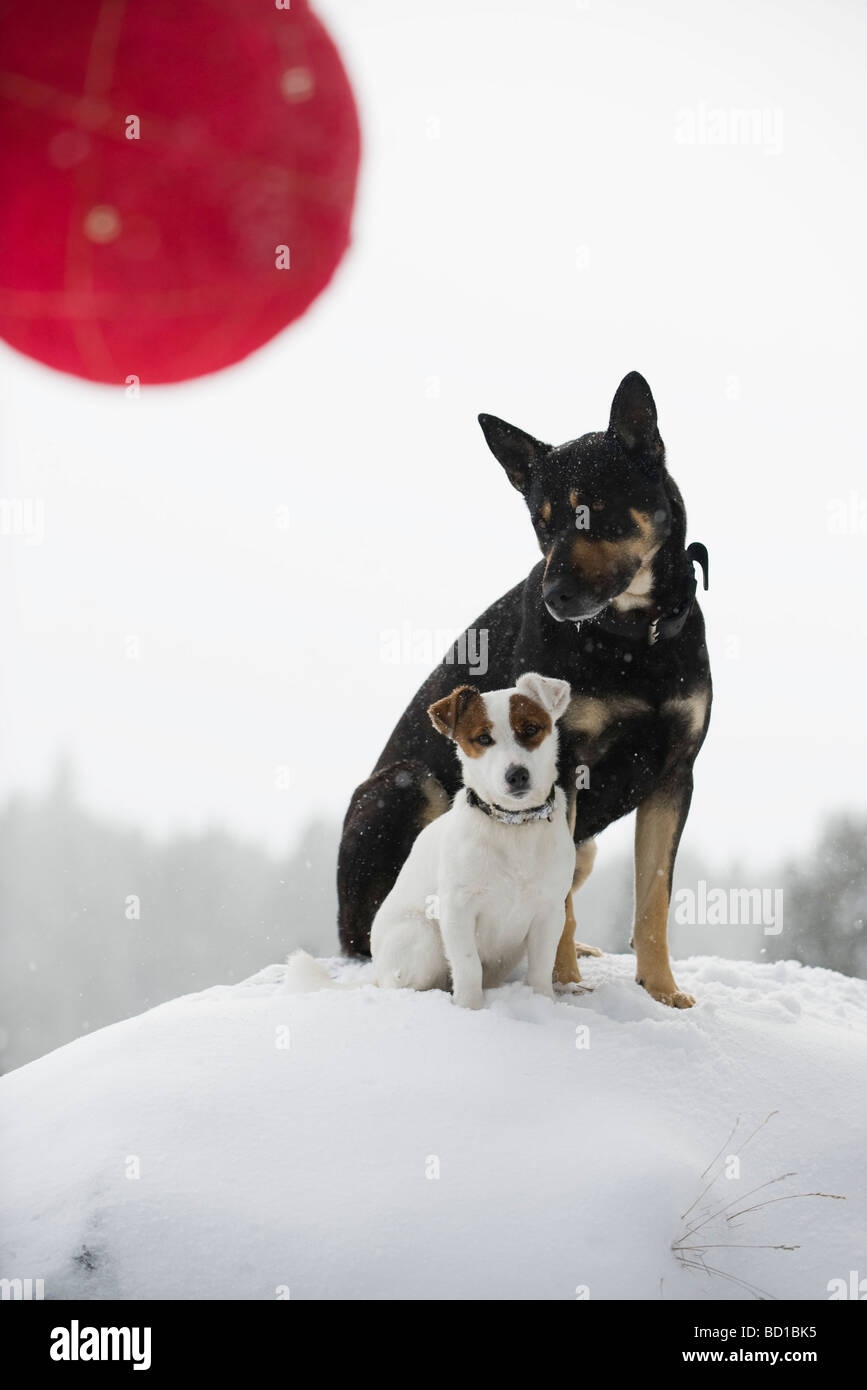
(632, 776, 695, 1008)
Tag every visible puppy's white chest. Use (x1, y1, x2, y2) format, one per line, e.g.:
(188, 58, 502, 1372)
(460, 815, 571, 921)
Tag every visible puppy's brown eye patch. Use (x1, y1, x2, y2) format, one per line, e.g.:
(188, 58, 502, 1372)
(509, 694, 552, 748)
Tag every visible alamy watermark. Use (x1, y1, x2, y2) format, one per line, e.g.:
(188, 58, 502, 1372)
(674, 880, 783, 935)
(827, 1270, 867, 1300)
(380, 622, 489, 676)
(50, 1322, 151, 1371)
(1, 1276, 44, 1299)
(675, 103, 783, 156)
(0, 498, 44, 545)
(826, 491, 867, 535)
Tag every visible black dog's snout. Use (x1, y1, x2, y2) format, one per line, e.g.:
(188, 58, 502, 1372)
(505, 764, 530, 792)
(543, 572, 607, 621)
(542, 574, 578, 616)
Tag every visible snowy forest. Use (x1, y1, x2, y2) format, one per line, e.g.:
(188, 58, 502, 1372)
(1, 764, 864, 1074)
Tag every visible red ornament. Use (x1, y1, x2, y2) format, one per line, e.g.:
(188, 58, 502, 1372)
(0, 0, 360, 384)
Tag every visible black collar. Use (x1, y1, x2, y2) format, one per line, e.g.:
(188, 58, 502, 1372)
(465, 785, 556, 824)
(586, 542, 709, 646)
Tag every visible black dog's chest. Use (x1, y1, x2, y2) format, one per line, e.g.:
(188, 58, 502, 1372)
(562, 689, 657, 757)
(555, 676, 709, 839)
(560, 686, 660, 783)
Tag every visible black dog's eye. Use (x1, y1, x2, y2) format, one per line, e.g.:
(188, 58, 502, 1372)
(591, 499, 606, 512)
(474, 731, 494, 746)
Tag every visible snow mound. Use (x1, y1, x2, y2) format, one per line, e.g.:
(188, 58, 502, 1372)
(1, 953, 865, 1300)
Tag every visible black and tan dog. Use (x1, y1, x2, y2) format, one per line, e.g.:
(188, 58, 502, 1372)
(337, 372, 711, 1007)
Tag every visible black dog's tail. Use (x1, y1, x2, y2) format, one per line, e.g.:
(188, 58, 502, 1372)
(337, 759, 450, 957)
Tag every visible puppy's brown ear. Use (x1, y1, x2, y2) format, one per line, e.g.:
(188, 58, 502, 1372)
(428, 685, 480, 739)
(515, 672, 571, 722)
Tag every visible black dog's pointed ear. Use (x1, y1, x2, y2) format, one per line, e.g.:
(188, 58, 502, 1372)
(478, 414, 546, 495)
(608, 372, 664, 462)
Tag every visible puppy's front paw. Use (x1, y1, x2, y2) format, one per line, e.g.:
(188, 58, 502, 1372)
(573, 939, 603, 958)
(528, 979, 555, 1000)
(554, 979, 593, 995)
(452, 990, 485, 1010)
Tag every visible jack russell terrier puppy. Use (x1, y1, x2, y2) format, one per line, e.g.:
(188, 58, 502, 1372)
(286, 672, 577, 1009)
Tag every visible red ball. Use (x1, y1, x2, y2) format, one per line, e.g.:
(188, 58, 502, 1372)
(0, 0, 360, 384)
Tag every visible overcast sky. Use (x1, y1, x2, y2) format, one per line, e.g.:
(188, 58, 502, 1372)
(2, 0, 865, 874)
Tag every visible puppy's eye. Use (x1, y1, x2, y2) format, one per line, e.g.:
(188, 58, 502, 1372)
(474, 731, 494, 746)
(522, 724, 540, 738)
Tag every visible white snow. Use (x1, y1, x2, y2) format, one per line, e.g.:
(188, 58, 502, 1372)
(1, 953, 865, 1301)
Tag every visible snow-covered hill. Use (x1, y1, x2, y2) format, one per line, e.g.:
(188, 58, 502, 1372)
(1, 954, 865, 1300)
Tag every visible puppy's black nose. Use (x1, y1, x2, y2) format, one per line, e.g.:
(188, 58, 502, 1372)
(543, 574, 578, 616)
(505, 764, 530, 792)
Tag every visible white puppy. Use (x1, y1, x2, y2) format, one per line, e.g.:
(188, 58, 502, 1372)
(287, 672, 575, 1008)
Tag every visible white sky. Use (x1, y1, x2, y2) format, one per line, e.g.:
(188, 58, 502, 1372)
(2, 0, 866, 871)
